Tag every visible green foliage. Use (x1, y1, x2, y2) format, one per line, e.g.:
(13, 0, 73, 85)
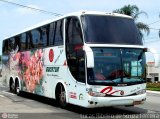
(147, 83, 160, 91)
(147, 88, 160, 91)
(113, 5, 140, 19)
(147, 82, 160, 88)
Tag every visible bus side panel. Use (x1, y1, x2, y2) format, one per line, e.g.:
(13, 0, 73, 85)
(43, 46, 67, 98)
(1, 54, 10, 87)
(7, 49, 44, 94)
(7, 46, 67, 99)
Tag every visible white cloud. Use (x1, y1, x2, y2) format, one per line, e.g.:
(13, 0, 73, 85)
(16, 4, 41, 15)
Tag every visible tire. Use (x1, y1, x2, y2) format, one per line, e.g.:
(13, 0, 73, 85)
(57, 84, 67, 108)
(15, 80, 20, 95)
(9, 80, 14, 93)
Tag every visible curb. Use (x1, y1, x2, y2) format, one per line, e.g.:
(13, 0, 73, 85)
(146, 90, 160, 94)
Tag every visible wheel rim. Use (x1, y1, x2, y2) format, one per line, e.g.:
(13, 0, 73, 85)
(16, 88, 20, 94)
(59, 91, 66, 106)
(10, 82, 14, 92)
(59, 84, 67, 107)
(16, 83, 20, 94)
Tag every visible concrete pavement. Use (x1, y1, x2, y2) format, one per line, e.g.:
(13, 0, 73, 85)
(146, 90, 160, 95)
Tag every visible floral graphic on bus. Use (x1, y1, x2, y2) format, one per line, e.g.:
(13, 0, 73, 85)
(12, 49, 44, 93)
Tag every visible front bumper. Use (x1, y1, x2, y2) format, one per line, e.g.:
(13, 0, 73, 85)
(86, 93, 146, 108)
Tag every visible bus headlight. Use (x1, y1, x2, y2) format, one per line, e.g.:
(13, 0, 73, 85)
(88, 90, 106, 97)
(136, 89, 146, 95)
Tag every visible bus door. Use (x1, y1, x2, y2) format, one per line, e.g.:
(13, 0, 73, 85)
(65, 17, 87, 105)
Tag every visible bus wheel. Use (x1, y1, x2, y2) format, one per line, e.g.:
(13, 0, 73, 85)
(15, 80, 20, 95)
(9, 79, 14, 93)
(57, 84, 67, 108)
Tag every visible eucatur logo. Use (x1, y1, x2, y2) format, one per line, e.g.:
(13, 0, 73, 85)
(49, 49, 54, 62)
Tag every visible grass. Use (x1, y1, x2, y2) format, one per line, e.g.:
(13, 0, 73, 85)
(147, 82, 160, 91)
(147, 88, 160, 91)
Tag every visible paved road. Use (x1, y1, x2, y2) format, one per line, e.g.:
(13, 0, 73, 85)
(0, 86, 160, 119)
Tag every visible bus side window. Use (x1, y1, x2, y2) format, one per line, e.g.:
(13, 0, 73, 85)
(8, 38, 15, 52)
(26, 31, 34, 49)
(15, 35, 21, 52)
(49, 22, 56, 46)
(2, 40, 8, 55)
(2, 40, 5, 54)
(66, 17, 85, 83)
(45, 25, 50, 46)
(31, 29, 40, 49)
(38, 25, 49, 47)
(54, 20, 64, 46)
(21, 33, 27, 51)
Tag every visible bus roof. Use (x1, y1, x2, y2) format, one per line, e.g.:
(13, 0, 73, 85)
(3, 11, 132, 40)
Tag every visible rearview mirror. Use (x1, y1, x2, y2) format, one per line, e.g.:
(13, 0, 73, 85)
(83, 46, 94, 68)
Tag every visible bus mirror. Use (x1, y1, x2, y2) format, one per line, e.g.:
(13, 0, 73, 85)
(143, 48, 148, 52)
(147, 48, 160, 67)
(83, 46, 94, 68)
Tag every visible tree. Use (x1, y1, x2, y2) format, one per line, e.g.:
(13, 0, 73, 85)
(113, 5, 150, 40)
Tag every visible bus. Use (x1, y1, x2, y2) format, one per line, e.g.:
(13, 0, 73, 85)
(1, 11, 153, 108)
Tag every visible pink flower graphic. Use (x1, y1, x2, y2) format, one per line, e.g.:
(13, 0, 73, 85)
(14, 49, 44, 93)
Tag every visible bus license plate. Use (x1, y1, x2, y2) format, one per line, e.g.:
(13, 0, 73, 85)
(133, 101, 142, 105)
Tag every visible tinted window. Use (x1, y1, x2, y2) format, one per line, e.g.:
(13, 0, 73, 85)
(27, 31, 34, 49)
(38, 26, 49, 47)
(66, 18, 83, 45)
(15, 35, 21, 51)
(49, 23, 56, 46)
(2, 40, 5, 54)
(66, 17, 85, 83)
(8, 38, 15, 51)
(82, 15, 142, 45)
(54, 20, 63, 45)
(21, 33, 27, 51)
(31, 29, 39, 48)
(2, 40, 8, 55)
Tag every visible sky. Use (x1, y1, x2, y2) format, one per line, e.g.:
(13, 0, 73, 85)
(0, 0, 160, 61)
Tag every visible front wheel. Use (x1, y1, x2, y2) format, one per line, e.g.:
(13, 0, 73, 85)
(57, 85, 67, 108)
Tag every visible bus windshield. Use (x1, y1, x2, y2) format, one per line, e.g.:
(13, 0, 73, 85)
(81, 15, 142, 45)
(87, 48, 146, 85)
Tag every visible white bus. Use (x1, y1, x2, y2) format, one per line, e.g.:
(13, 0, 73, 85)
(2, 11, 149, 108)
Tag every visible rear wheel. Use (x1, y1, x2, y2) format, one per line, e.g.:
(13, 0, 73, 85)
(15, 80, 20, 95)
(9, 79, 14, 93)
